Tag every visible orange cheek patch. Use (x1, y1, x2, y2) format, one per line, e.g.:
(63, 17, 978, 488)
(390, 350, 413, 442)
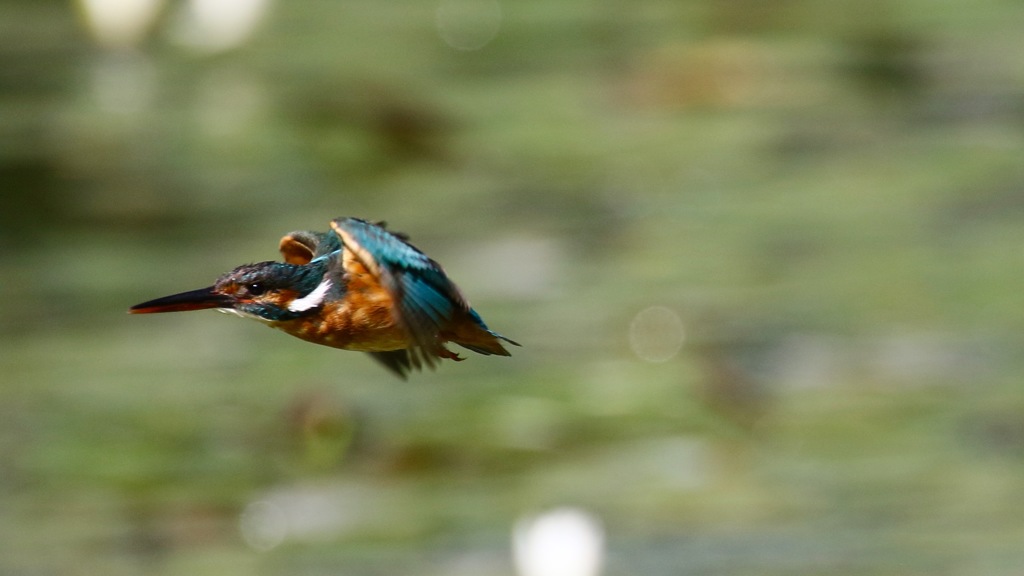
(266, 290, 299, 308)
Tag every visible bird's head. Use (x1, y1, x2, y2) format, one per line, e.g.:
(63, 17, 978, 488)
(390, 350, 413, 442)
(130, 260, 332, 322)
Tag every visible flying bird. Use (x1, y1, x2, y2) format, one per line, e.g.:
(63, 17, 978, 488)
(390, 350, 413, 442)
(130, 217, 518, 378)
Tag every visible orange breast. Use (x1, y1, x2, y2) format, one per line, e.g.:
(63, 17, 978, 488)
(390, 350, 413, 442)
(273, 263, 411, 352)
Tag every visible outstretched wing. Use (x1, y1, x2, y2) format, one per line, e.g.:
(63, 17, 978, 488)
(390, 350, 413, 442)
(330, 217, 469, 373)
(279, 230, 338, 264)
(368, 350, 415, 379)
(279, 231, 319, 264)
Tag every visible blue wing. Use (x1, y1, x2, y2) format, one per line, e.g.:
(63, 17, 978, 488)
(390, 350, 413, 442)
(330, 217, 470, 371)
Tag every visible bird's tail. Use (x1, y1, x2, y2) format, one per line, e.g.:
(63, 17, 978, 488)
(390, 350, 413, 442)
(448, 310, 520, 356)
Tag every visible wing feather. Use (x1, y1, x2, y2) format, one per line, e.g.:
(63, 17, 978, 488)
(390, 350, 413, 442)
(331, 217, 469, 369)
(369, 350, 414, 380)
(279, 231, 320, 264)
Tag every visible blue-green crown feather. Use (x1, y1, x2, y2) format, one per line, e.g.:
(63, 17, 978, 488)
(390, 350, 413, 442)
(217, 260, 332, 322)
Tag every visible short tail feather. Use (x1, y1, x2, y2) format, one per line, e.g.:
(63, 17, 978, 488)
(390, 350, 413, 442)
(369, 331, 518, 379)
(370, 312, 518, 379)
(455, 329, 519, 356)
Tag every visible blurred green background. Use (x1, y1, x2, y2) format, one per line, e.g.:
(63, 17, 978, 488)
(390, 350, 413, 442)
(2, 0, 1024, 574)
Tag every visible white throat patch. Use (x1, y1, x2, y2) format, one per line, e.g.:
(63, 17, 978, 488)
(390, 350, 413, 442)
(288, 278, 332, 312)
(218, 307, 272, 324)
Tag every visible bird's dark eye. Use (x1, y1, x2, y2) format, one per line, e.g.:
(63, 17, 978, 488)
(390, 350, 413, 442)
(247, 283, 266, 296)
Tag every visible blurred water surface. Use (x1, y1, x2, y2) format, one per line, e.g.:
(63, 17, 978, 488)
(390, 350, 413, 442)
(2, 1, 1024, 574)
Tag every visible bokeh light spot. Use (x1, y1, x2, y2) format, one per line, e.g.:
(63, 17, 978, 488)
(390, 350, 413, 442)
(170, 0, 270, 53)
(239, 500, 287, 552)
(513, 507, 605, 576)
(77, 0, 164, 48)
(435, 0, 502, 51)
(628, 305, 685, 363)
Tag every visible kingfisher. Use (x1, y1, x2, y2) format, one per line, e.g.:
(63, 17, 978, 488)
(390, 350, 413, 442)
(129, 217, 519, 378)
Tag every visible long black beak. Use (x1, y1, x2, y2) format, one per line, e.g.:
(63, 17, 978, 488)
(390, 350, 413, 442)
(129, 286, 234, 314)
